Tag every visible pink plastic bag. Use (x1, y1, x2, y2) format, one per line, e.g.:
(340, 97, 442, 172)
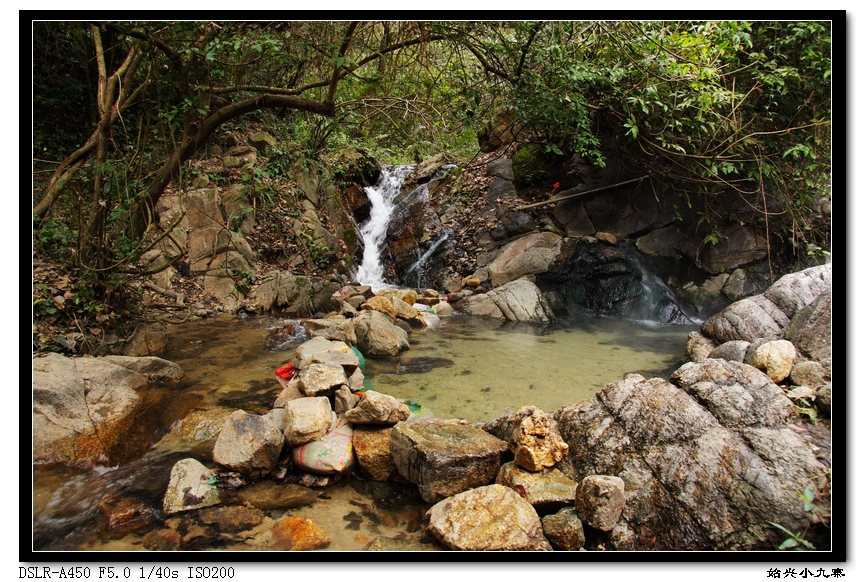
(291, 417, 354, 475)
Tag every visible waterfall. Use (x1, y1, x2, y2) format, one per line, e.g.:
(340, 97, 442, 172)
(620, 243, 696, 325)
(403, 230, 451, 289)
(355, 165, 414, 291)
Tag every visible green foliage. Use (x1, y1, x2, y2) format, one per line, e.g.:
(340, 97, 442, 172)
(512, 144, 556, 188)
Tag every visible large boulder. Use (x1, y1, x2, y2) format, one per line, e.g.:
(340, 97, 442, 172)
(459, 278, 555, 324)
(211, 410, 285, 476)
(390, 421, 509, 503)
(352, 310, 410, 357)
(487, 232, 566, 287)
(554, 359, 830, 550)
(506, 405, 568, 470)
(253, 271, 341, 316)
(426, 484, 552, 551)
(784, 288, 832, 368)
(33, 353, 182, 467)
(701, 264, 831, 344)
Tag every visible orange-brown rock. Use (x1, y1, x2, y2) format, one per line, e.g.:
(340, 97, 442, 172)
(270, 516, 331, 551)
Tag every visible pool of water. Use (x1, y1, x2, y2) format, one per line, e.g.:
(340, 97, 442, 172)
(32, 311, 696, 552)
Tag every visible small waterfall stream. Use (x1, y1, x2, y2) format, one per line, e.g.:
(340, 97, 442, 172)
(402, 230, 451, 289)
(620, 242, 696, 325)
(354, 165, 414, 291)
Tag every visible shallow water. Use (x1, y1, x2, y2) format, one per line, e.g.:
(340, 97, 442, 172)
(32, 312, 695, 552)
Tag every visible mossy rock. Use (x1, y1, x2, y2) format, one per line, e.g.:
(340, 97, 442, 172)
(512, 144, 557, 188)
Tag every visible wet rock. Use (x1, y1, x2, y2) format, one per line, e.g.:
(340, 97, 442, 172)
(390, 296, 419, 321)
(301, 318, 357, 346)
(163, 458, 222, 515)
(236, 481, 318, 510)
(98, 495, 156, 534)
(390, 421, 508, 502)
(269, 515, 331, 551)
(432, 301, 453, 316)
(365, 536, 444, 551)
(33, 353, 149, 467)
(334, 386, 359, 415)
(212, 410, 285, 476)
(636, 226, 687, 258)
(554, 359, 830, 550)
(198, 505, 264, 533)
(153, 407, 235, 454)
(707, 340, 751, 363)
(142, 528, 182, 551)
(344, 390, 410, 426)
(751, 340, 797, 383)
(574, 475, 627, 532)
(352, 310, 410, 357)
(353, 426, 399, 481)
(487, 232, 565, 287)
(426, 484, 552, 551)
(542, 508, 586, 551)
(282, 397, 334, 447)
(297, 362, 348, 397)
(507, 406, 568, 471)
(119, 326, 169, 357)
(361, 295, 398, 321)
(496, 462, 576, 510)
(595, 232, 618, 246)
(697, 224, 768, 274)
(264, 322, 306, 351)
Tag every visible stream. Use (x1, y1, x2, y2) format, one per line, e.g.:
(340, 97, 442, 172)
(32, 311, 695, 551)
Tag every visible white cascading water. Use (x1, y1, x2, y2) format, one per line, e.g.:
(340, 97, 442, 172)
(355, 165, 414, 291)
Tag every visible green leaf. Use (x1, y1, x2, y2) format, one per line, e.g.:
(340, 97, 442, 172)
(778, 538, 798, 549)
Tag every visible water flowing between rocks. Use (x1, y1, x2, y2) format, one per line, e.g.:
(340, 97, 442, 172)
(32, 312, 695, 551)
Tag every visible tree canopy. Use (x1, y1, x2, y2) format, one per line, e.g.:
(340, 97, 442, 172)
(32, 19, 832, 335)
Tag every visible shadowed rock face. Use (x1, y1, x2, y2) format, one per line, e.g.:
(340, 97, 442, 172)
(554, 359, 830, 551)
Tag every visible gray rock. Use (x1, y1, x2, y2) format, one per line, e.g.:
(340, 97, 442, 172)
(542, 508, 586, 551)
(163, 458, 221, 515)
(486, 157, 515, 181)
(765, 264, 832, 319)
(391, 421, 509, 502)
(554, 359, 830, 550)
(283, 397, 334, 447)
(343, 390, 409, 425)
(253, 271, 341, 316)
(100, 355, 184, 384)
(503, 211, 536, 237)
(352, 310, 410, 357)
(574, 475, 627, 532)
(212, 410, 285, 476)
(707, 340, 751, 363)
(697, 224, 768, 274)
(496, 462, 576, 510)
(249, 131, 277, 153)
(153, 406, 235, 455)
(426, 484, 552, 551)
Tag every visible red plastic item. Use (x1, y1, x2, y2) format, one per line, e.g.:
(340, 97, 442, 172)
(275, 362, 295, 380)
